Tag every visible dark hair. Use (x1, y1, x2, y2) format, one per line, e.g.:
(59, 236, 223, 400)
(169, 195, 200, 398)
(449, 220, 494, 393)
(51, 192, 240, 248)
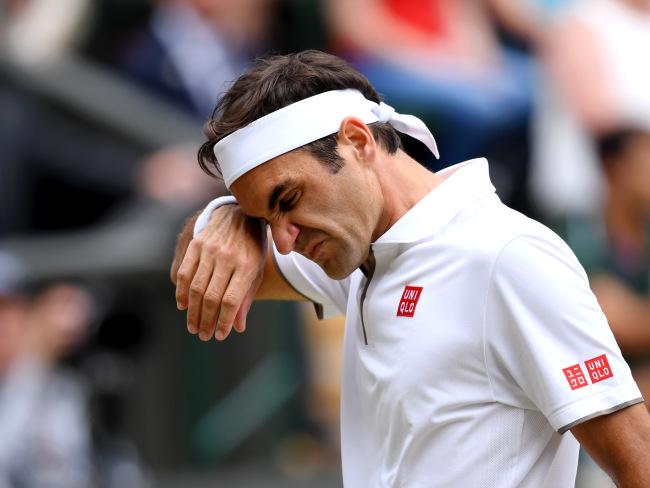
(198, 50, 402, 179)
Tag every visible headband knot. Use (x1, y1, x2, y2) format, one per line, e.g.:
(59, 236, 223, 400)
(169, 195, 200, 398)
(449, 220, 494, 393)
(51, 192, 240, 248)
(374, 102, 396, 123)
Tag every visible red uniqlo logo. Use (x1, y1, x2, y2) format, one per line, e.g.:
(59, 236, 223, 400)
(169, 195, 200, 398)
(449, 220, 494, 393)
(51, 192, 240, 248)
(396, 286, 423, 317)
(563, 364, 588, 390)
(584, 354, 614, 384)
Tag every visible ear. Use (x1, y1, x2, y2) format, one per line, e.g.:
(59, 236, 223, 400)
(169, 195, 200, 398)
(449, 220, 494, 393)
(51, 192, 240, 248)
(337, 116, 377, 164)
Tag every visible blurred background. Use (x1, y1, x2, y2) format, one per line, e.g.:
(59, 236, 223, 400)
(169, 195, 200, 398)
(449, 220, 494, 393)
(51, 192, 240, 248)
(0, 0, 648, 487)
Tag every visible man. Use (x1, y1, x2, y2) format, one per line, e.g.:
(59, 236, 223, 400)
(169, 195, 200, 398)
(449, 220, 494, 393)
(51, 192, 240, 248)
(0, 254, 95, 488)
(171, 51, 650, 486)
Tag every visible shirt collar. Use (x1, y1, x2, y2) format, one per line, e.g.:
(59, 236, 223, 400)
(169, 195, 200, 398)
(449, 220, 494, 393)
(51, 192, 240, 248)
(373, 158, 496, 246)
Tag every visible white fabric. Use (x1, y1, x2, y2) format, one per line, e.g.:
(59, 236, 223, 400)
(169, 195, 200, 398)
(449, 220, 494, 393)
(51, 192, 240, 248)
(215, 89, 439, 188)
(193, 195, 238, 236)
(274, 158, 642, 487)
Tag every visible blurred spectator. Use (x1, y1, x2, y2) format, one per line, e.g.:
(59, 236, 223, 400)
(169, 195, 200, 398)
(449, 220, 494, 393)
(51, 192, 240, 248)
(487, 0, 575, 49)
(325, 0, 534, 171)
(118, 0, 279, 119)
(0, 0, 219, 230)
(0, 0, 147, 234)
(0, 254, 95, 488)
(532, 0, 650, 218)
(0, 74, 147, 234)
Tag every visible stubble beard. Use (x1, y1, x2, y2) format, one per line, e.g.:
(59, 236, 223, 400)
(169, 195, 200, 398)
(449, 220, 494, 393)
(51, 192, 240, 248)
(319, 240, 368, 280)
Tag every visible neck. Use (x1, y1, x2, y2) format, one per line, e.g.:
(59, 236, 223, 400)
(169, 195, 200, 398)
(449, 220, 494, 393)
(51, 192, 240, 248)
(371, 149, 443, 241)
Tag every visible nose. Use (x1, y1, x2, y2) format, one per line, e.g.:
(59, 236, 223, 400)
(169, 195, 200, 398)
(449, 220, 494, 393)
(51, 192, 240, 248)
(270, 218, 300, 255)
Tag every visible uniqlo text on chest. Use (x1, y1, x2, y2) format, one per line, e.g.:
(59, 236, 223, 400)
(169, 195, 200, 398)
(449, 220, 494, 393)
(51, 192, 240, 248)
(584, 354, 614, 384)
(562, 364, 588, 390)
(397, 286, 423, 317)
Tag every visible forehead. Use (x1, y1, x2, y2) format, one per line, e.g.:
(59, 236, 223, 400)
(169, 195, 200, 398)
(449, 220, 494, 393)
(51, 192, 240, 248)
(229, 149, 323, 209)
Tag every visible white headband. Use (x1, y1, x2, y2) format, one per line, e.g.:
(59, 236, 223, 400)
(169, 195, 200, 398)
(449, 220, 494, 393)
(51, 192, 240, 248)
(215, 89, 439, 188)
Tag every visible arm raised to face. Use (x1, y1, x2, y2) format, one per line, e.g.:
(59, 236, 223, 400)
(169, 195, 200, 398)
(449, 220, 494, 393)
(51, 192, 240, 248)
(171, 204, 305, 342)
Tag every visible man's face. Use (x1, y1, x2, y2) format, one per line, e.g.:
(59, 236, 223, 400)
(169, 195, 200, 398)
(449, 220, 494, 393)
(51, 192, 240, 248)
(231, 147, 382, 279)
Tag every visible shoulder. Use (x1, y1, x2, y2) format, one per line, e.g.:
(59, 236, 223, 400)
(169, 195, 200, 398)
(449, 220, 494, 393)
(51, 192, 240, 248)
(401, 198, 573, 290)
(438, 197, 564, 267)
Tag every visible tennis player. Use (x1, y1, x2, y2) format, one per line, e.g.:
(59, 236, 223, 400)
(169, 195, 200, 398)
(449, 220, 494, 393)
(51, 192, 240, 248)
(172, 51, 650, 487)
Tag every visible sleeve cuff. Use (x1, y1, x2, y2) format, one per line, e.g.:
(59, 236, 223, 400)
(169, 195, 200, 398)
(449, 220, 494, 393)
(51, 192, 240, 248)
(549, 382, 644, 433)
(193, 195, 238, 236)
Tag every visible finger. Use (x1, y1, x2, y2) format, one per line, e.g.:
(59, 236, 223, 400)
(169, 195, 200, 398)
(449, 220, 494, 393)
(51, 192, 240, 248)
(170, 254, 180, 285)
(234, 265, 264, 334)
(197, 267, 233, 340)
(187, 258, 216, 337)
(233, 290, 255, 334)
(214, 271, 250, 341)
(171, 224, 195, 285)
(175, 240, 201, 310)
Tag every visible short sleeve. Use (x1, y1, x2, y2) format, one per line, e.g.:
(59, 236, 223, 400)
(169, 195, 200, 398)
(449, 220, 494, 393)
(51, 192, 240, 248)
(272, 244, 350, 319)
(485, 231, 642, 433)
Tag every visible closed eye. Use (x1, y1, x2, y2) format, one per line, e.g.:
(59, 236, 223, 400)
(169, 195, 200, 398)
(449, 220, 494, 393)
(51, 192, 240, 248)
(278, 191, 300, 213)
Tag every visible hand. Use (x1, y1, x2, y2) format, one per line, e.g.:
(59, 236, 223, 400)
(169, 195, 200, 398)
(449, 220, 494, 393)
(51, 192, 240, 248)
(172, 204, 267, 341)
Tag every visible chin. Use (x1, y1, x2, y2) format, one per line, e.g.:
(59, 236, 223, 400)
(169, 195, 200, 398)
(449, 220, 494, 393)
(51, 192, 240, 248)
(320, 258, 358, 280)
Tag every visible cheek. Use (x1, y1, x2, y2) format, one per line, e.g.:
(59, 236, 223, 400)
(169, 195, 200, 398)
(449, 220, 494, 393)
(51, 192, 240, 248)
(309, 176, 379, 241)
(341, 185, 379, 224)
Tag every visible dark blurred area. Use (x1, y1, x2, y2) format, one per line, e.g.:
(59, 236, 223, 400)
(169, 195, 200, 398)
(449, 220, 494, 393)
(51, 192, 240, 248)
(0, 1, 648, 487)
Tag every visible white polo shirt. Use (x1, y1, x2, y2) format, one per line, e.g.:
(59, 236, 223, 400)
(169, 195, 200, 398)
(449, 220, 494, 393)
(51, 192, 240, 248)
(273, 158, 642, 487)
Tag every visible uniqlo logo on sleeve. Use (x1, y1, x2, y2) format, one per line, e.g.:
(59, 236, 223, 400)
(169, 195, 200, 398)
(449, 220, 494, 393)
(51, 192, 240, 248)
(584, 354, 614, 384)
(562, 364, 588, 390)
(396, 286, 423, 317)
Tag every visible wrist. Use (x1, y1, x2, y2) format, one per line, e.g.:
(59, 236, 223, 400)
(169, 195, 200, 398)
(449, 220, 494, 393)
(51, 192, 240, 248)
(193, 195, 238, 236)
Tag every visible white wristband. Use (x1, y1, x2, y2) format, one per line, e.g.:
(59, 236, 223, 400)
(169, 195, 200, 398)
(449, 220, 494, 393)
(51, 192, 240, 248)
(193, 195, 238, 236)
